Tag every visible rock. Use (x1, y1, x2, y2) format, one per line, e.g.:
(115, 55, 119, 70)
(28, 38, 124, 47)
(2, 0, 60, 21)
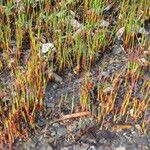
(37, 118, 46, 127)
(112, 45, 123, 54)
(134, 136, 148, 146)
(20, 137, 38, 150)
(50, 129, 56, 136)
(61, 147, 71, 150)
(53, 123, 60, 128)
(41, 43, 56, 54)
(53, 83, 58, 89)
(100, 20, 109, 27)
(70, 18, 83, 30)
(35, 141, 53, 150)
(101, 71, 110, 79)
(73, 143, 89, 150)
(88, 145, 97, 150)
(115, 147, 126, 150)
(53, 73, 63, 83)
(135, 124, 141, 131)
(57, 125, 67, 136)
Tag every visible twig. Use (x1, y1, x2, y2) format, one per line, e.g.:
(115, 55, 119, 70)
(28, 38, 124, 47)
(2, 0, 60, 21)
(51, 111, 91, 124)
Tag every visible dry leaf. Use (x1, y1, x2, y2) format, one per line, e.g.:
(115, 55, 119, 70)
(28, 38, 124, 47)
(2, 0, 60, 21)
(70, 19, 83, 30)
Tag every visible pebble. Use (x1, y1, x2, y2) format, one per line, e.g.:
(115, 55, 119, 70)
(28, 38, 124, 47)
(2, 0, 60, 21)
(53, 83, 58, 89)
(37, 118, 46, 127)
(135, 124, 141, 131)
(57, 125, 67, 136)
(100, 20, 110, 27)
(53, 123, 60, 128)
(53, 73, 63, 83)
(112, 45, 123, 55)
(115, 147, 126, 150)
(73, 143, 89, 150)
(88, 145, 97, 150)
(35, 141, 53, 150)
(50, 129, 56, 136)
(41, 43, 56, 54)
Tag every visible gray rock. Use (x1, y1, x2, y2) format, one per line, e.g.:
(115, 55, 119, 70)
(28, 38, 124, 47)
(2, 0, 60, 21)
(115, 147, 126, 150)
(134, 136, 148, 146)
(37, 118, 46, 127)
(53, 83, 58, 89)
(50, 129, 56, 136)
(73, 143, 89, 150)
(53, 123, 60, 128)
(21, 138, 37, 150)
(41, 43, 56, 54)
(53, 73, 63, 83)
(35, 141, 53, 150)
(112, 45, 123, 55)
(88, 145, 97, 150)
(100, 20, 109, 27)
(57, 125, 67, 136)
(61, 147, 69, 150)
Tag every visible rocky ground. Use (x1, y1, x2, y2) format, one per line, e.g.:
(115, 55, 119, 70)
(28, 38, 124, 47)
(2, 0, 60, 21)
(0, 2, 150, 149)
(10, 45, 150, 150)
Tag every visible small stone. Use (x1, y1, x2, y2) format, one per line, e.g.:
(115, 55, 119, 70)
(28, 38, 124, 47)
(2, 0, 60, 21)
(112, 45, 123, 54)
(115, 147, 126, 150)
(135, 124, 141, 131)
(101, 71, 110, 79)
(68, 73, 73, 77)
(53, 84, 58, 89)
(50, 129, 56, 136)
(35, 141, 53, 150)
(70, 18, 83, 30)
(57, 125, 67, 136)
(53, 73, 63, 83)
(73, 143, 89, 150)
(130, 109, 134, 117)
(100, 20, 109, 27)
(41, 43, 56, 54)
(61, 147, 70, 150)
(37, 118, 46, 127)
(53, 123, 60, 128)
(88, 145, 97, 150)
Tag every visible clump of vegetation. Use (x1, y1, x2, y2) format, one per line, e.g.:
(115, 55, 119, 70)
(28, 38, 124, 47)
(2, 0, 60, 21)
(0, 0, 149, 149)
